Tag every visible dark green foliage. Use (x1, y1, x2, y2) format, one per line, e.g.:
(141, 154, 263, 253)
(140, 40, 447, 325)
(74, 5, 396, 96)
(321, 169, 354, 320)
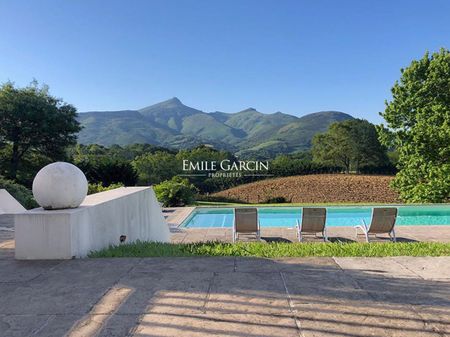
(0, 82, 81, 180)
(76, 157, 138, 187)
(0, 175, 37, 209)
(154, 176, 198, 207)
(379, 49, 450, 203)
(359, 164, 397, 175)
(72, 144, 139, 186)
(133, 151, 181, 185)
(269, 153, 341, 176)
(264, 196, 288, 203)
(312, 119, 389, 173)
(0, 143, 54, 187)
(87, 182, 124, 195)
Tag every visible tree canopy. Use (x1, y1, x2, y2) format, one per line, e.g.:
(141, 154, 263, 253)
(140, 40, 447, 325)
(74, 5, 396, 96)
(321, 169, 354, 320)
(312, 119, 388, 173)
(0, 82, 81, 180)
(378, 48, 450, 202)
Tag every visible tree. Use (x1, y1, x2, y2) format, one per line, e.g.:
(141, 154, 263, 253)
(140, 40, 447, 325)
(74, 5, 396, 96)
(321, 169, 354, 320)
(378, 49, 450, 202)
(75, 157, 138, 186)
(0, 82, 81, 179)
(312, 119, 388, 173)
(0, 175, 38, 209)
(132, 151, 180, 185)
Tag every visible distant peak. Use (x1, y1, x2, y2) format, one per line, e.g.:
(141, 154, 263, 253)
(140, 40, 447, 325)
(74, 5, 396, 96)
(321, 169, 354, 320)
(241, 107, 258, 113)
(166, 97, 182, 104)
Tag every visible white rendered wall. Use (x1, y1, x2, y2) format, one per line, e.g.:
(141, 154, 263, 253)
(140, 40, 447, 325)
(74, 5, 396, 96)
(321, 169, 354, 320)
(15, 187, 170, 259)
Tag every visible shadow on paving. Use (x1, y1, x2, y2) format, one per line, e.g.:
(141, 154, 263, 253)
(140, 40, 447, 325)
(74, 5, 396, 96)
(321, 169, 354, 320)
(0, 257, 449, 337)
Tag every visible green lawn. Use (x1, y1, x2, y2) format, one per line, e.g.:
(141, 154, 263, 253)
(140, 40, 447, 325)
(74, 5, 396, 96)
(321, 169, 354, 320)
(89, 241, 450, 258)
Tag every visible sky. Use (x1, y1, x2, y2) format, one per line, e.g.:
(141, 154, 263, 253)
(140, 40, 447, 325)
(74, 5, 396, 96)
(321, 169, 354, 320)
(0, 0, 449, 123)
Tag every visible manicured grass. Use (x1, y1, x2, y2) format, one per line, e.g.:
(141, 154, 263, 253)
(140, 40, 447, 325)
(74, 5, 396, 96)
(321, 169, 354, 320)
(89, 241, 450, 258)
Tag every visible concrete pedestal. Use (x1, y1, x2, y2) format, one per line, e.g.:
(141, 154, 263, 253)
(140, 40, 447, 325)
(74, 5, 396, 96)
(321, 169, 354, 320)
(15, 187, 170, 259)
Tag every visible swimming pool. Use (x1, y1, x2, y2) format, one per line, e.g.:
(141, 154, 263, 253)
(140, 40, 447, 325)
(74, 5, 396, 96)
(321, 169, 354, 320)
(181, 206, 450, 228)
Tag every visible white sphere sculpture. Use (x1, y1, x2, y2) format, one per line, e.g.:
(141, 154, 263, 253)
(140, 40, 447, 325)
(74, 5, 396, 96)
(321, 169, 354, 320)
(32, 162, 88, 210)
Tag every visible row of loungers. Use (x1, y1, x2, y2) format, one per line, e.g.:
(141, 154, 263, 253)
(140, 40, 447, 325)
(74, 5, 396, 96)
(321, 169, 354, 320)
(232, 207, 398, 243)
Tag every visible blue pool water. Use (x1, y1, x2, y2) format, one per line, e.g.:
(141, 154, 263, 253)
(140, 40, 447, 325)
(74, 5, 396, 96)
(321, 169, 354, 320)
(181, 206, 450, 228)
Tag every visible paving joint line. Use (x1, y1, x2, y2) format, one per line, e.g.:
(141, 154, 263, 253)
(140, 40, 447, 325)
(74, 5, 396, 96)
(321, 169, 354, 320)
(279, 271, 304, 337)
(2, 259, 70, 284)
(331, 257, 378, 301)
(391, 257, 426, 280)
(30, 314, 56, 336)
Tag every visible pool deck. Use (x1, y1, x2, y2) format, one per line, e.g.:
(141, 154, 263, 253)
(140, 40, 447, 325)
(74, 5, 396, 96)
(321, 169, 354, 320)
(164, 207, 450, 243)
(1, 228, 450, 336)
(1, 213, 450, 336)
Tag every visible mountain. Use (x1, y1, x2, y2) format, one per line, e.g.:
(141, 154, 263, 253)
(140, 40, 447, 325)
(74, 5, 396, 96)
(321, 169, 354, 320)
(77, 97, 354, 158)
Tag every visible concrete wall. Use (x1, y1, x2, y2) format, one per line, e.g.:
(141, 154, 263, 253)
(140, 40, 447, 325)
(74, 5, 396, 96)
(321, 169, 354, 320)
(15, 187, 170, 259)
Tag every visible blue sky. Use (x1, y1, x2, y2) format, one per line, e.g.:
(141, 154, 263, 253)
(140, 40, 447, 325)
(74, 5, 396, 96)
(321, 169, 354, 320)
(1, 0, 449, 123)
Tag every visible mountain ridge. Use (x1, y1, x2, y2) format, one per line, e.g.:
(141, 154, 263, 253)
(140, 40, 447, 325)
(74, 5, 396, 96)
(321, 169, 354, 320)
(77, 98, 354, 158)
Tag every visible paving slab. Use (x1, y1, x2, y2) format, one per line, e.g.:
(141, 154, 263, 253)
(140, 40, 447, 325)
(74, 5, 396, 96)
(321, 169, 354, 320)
(0, 256, 449, 337)
(0, 259, 140, 315)
(391, 256, 450, 280)
(414, 305, 450, 335)
(206, 272, 289, 315)
(295, 302, 440, 337)
(0, 260, 62, 283)
(134, 311, 299, 337)
(333, 257, 420, 279)
(134, 257, 235, 273)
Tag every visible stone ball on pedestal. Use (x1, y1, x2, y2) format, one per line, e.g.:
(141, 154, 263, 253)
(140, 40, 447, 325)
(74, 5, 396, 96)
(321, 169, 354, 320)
(32, 162, 88, 210)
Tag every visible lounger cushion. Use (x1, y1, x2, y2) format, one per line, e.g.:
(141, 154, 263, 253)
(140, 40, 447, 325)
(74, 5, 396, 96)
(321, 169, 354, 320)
(369, 208, 397, 233)
(301, 208, 326, 233)
(234, 208, 258, 233)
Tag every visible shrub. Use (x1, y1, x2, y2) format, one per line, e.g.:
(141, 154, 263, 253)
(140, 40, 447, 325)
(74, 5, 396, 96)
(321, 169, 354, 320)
(359, 164, 397, 175)
(195, 194, 246, 204)
(154, 176, 198, 207)
(0, 175, 38, 209)
(264, 196, 288, 204)
(88, 182, 124, 195)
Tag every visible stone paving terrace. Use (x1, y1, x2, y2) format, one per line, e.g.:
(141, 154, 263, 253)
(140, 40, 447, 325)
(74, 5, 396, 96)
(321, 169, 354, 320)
(0, 211, 450, 336)
(0, 244, 449, 336)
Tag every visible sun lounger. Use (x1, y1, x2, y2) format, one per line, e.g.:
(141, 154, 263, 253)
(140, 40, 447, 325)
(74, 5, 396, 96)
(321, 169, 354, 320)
(296, 208, 328, 242)
(233, 208, 260, 242)
(355, 207, 397, 242)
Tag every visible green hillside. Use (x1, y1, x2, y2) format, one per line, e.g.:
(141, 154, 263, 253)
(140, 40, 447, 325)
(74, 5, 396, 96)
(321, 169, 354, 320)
(77, 98, 353, 158)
